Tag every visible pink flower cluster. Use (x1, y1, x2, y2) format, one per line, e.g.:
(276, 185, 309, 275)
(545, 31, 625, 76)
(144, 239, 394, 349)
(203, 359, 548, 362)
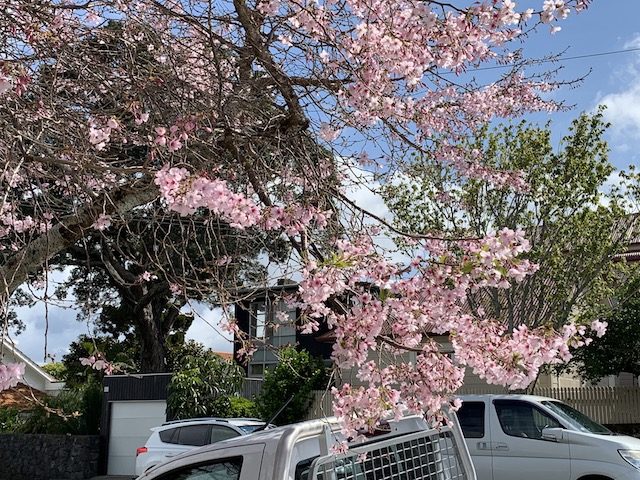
(153, 122, 194, 152)
(154, 166, 262, 226)
(264, 205, 331, 236)
(155, 166, 332, 233)
(0, 206, 52, 241)
(292, 228, 600, 435)
(80, 355, 115, 375)
(0, 362, 25, 392)
(92, 214, 112, 231)
(88, 117, 120, 151)
(0, 74, 13, 96)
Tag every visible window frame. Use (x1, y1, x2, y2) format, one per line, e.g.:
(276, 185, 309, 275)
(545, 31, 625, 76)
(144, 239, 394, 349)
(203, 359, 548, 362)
(493, 399, 565, 440)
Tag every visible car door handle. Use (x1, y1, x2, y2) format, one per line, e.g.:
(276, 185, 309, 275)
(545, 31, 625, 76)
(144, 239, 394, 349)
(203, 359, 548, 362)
(494, 443, 509, 451)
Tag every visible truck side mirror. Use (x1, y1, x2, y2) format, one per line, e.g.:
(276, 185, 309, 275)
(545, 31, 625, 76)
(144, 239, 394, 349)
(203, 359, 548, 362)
(542, 427, 564, 442)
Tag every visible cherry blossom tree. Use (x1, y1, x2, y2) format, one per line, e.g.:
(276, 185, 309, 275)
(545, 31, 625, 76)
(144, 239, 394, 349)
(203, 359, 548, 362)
(0, 0, 608, 436)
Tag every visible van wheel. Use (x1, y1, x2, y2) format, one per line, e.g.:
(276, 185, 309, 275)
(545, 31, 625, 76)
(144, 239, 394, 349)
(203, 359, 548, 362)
(578, 476, 613, 480)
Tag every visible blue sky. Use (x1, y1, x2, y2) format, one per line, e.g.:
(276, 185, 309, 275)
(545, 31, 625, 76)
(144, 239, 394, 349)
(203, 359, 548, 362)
(10, 1, 640, 365)
(517, 0, 640, 171)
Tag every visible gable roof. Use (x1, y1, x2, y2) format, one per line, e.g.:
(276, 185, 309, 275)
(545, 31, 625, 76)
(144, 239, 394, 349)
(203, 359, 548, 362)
(0, 338, 65, 393)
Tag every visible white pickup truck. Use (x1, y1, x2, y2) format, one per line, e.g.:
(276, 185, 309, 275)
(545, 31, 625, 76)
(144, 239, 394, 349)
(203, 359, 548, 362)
(136, 415, 476, 480)
(458, 394, 640, 480)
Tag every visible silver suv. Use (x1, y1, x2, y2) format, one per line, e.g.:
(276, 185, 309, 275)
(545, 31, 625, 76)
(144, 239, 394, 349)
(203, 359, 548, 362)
(134, 417, 267, 476)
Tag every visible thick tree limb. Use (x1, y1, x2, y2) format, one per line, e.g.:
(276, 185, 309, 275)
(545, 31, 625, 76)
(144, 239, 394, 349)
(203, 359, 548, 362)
(0, 182, 157, 300)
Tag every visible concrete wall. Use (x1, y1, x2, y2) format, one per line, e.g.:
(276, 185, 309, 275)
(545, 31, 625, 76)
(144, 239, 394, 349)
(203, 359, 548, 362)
(0, 434, 100, 480)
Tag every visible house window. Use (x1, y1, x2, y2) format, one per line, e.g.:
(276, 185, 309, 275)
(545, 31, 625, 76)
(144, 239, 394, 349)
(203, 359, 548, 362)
(247, 299, 297, 378)
(249, 302, 268, 340)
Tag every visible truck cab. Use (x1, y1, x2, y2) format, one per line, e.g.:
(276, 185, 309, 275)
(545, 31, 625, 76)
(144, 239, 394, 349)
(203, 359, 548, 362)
(458, 394, 640, 480)
(136, 414, 476, 480)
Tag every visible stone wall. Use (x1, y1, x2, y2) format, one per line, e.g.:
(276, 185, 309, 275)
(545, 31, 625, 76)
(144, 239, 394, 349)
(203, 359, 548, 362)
(0, 434, 100, 480)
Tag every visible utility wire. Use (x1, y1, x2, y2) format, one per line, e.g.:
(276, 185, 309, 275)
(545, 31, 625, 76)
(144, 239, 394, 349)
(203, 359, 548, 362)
(442, 46, 640, 74)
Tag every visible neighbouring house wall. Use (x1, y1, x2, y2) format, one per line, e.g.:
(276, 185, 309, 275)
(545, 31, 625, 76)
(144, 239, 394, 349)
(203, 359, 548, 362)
(0, 341, 65, 394)
(0, 434, 100, 480)
(599, 373, 640, 387)
(460, 369, 583, 390)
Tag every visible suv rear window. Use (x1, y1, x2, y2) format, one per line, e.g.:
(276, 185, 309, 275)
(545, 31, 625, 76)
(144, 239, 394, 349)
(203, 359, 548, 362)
(457, 402, 485, 438)
(159, 427, 180, 444)
(178, 425, 212, 446)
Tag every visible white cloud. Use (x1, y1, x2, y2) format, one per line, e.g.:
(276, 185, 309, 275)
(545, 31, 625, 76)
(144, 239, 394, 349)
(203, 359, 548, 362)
(599, 83, 640, 136)
(185, 303, 234, 353)
(597, 33, 640, 137)
(11, 301, 86, 364)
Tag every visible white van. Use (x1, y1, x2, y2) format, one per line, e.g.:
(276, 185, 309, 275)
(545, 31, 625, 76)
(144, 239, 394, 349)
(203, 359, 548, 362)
(458, 394, 640, 480)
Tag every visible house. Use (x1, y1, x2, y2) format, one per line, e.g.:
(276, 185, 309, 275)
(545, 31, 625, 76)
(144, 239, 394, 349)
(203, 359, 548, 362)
(0, 338, 64, 410)
(233, 281, 333, 378)
(232, 282, 584, 391)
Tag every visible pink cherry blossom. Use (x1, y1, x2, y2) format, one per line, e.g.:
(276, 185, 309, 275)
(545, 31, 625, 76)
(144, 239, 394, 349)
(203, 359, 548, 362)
(0, 362, 25, 392)
(591, 320, 608, 338)
(0, 75, 12, 95)
(92, 214, 112, 231)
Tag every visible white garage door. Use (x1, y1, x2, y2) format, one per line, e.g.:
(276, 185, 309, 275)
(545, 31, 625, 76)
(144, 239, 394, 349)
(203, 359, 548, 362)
(108, 400, 167, 475)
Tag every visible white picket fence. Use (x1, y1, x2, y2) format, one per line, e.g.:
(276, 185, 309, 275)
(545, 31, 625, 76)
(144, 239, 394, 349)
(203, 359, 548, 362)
(305, 387, 640, 424)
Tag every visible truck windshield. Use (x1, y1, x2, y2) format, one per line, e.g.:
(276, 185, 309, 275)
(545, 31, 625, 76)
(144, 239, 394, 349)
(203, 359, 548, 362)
(541, 401, 612, 435)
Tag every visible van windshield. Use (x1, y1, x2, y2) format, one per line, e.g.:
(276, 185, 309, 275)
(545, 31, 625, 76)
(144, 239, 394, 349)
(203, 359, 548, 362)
(541, 401, 612, 435)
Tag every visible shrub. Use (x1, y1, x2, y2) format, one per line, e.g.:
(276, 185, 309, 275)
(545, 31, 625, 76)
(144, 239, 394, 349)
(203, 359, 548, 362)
(227, 397, 257, 418)
(0, 407, 24, 432)
(167, 349, 245, 419)
(18, 379, 102, 435)
(256, 347, 327, 425)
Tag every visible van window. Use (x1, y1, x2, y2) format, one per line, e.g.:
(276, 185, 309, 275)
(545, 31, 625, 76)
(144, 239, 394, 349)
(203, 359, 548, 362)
(494, 400, 561, 439)
(541, 401, 611, 435)
(178, 425, 212, 446)
(158, 457, 242, 480)
(457, 402, 485, 438)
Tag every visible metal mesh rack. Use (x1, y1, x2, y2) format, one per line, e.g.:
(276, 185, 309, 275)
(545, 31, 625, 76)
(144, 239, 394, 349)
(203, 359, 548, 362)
(309, 428, 469, 480)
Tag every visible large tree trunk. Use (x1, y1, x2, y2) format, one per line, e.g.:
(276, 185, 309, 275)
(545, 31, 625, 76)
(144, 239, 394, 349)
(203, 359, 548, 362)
(135, 295, 183, 373)
(138, 301, 168, 372)
(134, 289, 175, 373)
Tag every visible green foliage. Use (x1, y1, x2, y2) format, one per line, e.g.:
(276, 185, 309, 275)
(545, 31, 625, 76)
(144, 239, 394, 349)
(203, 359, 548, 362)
(572, 299, 640, 383)
(256, 347, 327, 425)
(384, 108, 636, 330)
(41, 362, 67, 381)
(18, 379, 103, 434)
(227, 397, 258, 418)
(61, 334, 137, 387)
(0, 408, 24, 432)
(167, 345, 245, 419)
